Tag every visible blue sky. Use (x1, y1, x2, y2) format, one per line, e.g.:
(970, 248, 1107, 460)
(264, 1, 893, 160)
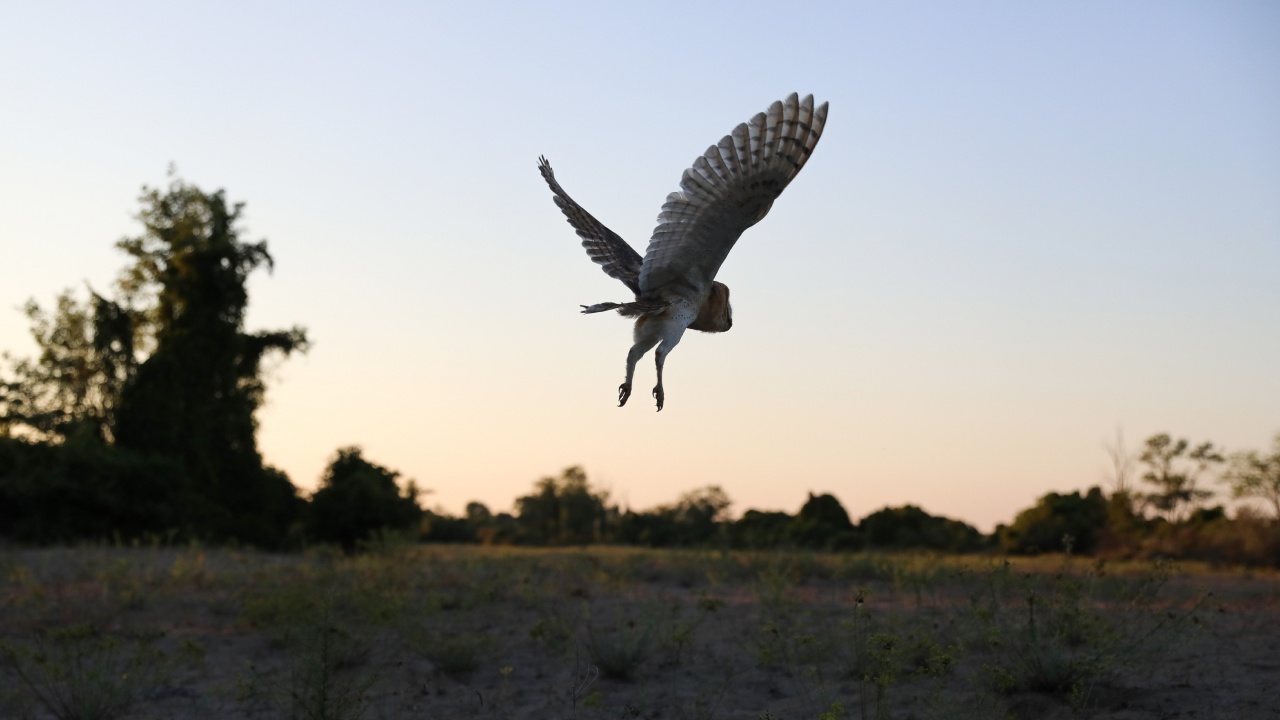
(2, 1, 1277, 529)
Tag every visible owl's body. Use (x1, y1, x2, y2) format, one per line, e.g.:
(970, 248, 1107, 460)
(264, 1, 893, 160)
(540, 93, 828, 410)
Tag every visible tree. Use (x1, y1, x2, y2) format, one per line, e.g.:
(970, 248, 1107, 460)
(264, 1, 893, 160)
(465, 501, 493, 524)
(615, 485, 732, 547)
(793, 492, 859, 550)
(1102, 427, 1138, 517)
(1224, 433, 1280, 519)
(998, 488, 1109, 555)
(728, 510, 794, 549)
(859, 505, 985, 552)
(670, 485, 732, 545)
(0, 290, 135, 441)
(1102, 427, 1137, 496)
(109, 174, 309, 545)
(0, 172, 309, 546)
(307, 447, 423, 551)
(1139, 434, 1223, 522)
(0, 291, 168, 544)
(0, 430, 182, 544)
(514, 466, 611, 545)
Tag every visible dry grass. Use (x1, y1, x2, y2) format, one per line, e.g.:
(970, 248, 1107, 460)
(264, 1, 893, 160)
(1, 544, 1277, 719)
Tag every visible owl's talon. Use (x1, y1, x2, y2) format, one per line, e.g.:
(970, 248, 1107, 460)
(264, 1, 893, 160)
(653, 386, 664, 412)
(618, 384, 631, 407)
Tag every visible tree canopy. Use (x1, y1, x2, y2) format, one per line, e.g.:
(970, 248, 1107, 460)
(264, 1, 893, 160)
(1224, 433, 1280, 519)
(307, 446, 423, 551)
(1, 173, 308, 546)
(1139, 434, 1223, 522)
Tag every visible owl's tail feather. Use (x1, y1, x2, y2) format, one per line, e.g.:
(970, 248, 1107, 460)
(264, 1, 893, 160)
(580, 300, 669, 317)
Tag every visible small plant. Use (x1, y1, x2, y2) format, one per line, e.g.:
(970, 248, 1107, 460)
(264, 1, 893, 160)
(530, 601, 580, 656)
(972, 568, 1108, 700)
(668, 594, 725, 666)
(235, 588, 379, 720)
(672, 656, 737, 720)
(569, 662, 599, 716)
(818, 701, 846, 720)
(850, 625, 896, 718)
(586, 616, 656, 680)
(842, 590, 918, 720)
(408, 629, 488, 679)
(753, 615, 841, 718)
(96, 558, 152, 612)
(0, 623, 164, 720)
(284, 622, 375, 720)
(167, 547, 210, 587)
(968, 555, 1213, 708)
(754, 564, 798, 619)
(239, 568, 328, 636)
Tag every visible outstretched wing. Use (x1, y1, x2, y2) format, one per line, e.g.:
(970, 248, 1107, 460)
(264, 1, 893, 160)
(639, 93, 828, 298)
(538, 156, 643, 295)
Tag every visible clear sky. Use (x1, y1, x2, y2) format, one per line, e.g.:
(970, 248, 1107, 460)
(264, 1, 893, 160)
(2, 2, 1277, 531)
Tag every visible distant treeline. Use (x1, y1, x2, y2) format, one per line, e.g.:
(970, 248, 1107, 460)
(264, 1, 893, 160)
(412, 456, 1280, 568)
(2, 176, 1278, 566)
(418, 465, 986, 553)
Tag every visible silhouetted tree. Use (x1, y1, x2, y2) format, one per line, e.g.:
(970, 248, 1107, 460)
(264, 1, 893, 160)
(514, 466, 611, 544)
(671, 485, 732, 545)
(793, 492, 859, 550)
(420, 509, 477, 543)
(1102, 427, 1139, 521)
(461, 501, 514, 544)
(1139, 434, 1222, 522)
(998, 488, 1109, 554)
(108, 175, 308, 545)
(1224, 433, 1280, 519)
(613, 485, 732, 547)
(0, 290, 135, 441)
(859, 505, 984, 552)
(0, 429, 181, 543)
(466, 501, 494, 524)
(729, 510, 794, 549)
(307, 447, 423, 551)
(0, 173, 308, 546)
(614, 508, 670, 546)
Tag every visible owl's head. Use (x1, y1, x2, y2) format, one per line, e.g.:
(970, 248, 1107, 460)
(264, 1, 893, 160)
(690, 281, 732, 333)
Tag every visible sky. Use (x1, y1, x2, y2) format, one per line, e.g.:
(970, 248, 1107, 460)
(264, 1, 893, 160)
(1, 1, 1277, 531)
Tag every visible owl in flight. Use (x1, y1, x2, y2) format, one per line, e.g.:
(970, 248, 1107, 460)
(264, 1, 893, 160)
(539, 92, 829, 411)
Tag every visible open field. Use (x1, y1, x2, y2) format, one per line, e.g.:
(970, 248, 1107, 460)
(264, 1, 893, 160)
(2, 544, 1277, 720)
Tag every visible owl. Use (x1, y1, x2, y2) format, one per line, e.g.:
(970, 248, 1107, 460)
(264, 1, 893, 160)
(539, 93, 829, 410)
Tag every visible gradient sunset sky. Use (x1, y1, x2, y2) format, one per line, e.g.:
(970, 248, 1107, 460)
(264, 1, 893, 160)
(2, 1, 1277, 530)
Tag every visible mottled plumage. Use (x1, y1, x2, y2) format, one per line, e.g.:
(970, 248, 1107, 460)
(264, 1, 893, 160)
(539, 92, 828, 410)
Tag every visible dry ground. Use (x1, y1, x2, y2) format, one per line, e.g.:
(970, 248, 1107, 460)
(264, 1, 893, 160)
(1, 544, 1277, 720)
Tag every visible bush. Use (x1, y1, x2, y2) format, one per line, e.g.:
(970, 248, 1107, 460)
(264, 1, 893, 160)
(0, 431, 187, 544)
(860, 505, 986, 552)
(419, 510, 477, 543)
(728, 510, 794, 549)
(793, 492, 860, 550)
(306, 447, 422, 551)
(998, 488, 1108, 555)
(1137, 506, 1280, 566)
(612, 486, 731, 548)
(512, 466, 610, 545)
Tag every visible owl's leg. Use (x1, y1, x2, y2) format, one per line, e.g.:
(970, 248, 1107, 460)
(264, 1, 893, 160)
(619, 334, 659, 407)
(652, 327, 687, 412)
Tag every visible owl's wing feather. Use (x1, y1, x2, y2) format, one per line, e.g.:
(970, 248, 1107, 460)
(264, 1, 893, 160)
(639, 93, 828, 299)
(539, 155, 643, 295)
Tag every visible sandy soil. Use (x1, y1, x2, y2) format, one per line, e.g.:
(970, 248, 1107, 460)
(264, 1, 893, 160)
(1, 546, 1277, 720)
